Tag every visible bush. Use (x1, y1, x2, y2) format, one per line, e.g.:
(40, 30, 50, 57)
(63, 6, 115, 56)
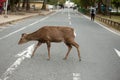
(111, 12, 120, 16)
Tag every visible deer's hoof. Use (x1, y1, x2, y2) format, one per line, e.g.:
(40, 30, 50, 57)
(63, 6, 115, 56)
(47, 58, 50, 61)
(31, 55, 33, 58)
(79, 58, 81, 61)
(63, 58, 67, 60)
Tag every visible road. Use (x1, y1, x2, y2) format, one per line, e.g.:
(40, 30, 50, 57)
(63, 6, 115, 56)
(0, 9, 120, 80)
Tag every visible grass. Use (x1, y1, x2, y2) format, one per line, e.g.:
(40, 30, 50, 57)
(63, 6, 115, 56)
(96, 14, 120, 32)
(97, 14, 120, 23)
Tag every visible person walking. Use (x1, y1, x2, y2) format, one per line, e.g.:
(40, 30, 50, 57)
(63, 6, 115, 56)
(90, 6, 96, 21)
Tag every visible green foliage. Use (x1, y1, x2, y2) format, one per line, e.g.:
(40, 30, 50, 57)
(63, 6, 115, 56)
(47, 0, 65, 5)
(71, 0, 80, 6)
(47, 0, 58, 5)
(111, 0, 120, 13)
(72, 0, 91, 8)
(111, 0, 120, 8)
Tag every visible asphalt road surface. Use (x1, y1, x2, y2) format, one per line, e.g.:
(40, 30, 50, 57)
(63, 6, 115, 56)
(0, 9, 120, 80)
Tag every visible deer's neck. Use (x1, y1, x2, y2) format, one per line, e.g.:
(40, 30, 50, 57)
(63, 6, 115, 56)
(27, 33, 39, 41)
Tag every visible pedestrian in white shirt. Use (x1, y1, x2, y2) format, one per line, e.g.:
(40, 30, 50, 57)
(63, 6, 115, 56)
(90, 7, 96, 21)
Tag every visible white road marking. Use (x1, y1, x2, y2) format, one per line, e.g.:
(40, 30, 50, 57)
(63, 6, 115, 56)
(68, 9, 72, 26)
(82, 14, 120, 36)
(69, 21, 72, 25)
(73, 73, 81, 80)
(68, 16, 71, 19)
(0, 44, 35, 80)
(0, 27, 26, 40)
(0, 12, 57, 40)
(95, 21, 120, 36)
(114, 48, 120, 57)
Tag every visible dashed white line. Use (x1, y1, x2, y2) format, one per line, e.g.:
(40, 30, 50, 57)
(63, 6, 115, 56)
(0, 44, 35, 80)
(69, 21, 72, 25)
(68, 16, 71, 19)
(68, 9, 72, 26)
(73, 73, 81, 80)
(114, 48, 120, 57)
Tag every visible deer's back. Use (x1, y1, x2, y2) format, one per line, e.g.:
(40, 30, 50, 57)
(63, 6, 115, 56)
(32, 26, 75, 42)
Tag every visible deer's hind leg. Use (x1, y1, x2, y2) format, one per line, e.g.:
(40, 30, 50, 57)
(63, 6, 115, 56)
(63, 43, 72, 60)
(70, 41, 81, 61)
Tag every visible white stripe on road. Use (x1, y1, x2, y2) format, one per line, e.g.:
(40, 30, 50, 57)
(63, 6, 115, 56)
(95, 21, 120, 36)
(0, 16, 49, 40)
(81, 13, 120, 59)
(69, 21, 72, 25)
(114, 48, 120, 57)
(68, 9, 72, 26)
(82, 14, 120, 36)
(0, 44, 35, 80)
(68, 16, 71, 19)
(0, 27, 26, 40)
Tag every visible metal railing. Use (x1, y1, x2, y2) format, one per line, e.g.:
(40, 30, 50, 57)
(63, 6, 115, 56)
(96, 15, 120, 31)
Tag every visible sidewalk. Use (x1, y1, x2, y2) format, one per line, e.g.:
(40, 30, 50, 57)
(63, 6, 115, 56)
(0, 10, 54, 26)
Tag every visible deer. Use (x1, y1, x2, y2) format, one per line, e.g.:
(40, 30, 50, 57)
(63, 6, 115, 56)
(18, 26, 81, 61)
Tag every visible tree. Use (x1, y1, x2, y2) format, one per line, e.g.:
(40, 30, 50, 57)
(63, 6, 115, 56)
(47, 0, 58, 5)
(14, 0, 21, 10)
(41, 0, 47, 10)
(47, 0, 65, 7)
(26, 0, 30, 10)
(9, 0, 15, 12)
(96, 0, 103, 13)
(22, 0, 30, 11)
(71, 0, 80, 6)
(112, 0, 120, 13)
(72, 0, 91, 8)
(59, 0, 66, 4)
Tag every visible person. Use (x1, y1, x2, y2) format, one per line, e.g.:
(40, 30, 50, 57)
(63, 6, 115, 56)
(0, 3, 3, 14)
(90, 7, 96, 21)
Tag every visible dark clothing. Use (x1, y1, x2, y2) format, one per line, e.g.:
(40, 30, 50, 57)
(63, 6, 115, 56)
(91, 13, 95, 21)
(90, 9, 96, 21)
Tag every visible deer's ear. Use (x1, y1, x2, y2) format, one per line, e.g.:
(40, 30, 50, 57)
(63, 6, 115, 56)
(22, 33, 27, 37)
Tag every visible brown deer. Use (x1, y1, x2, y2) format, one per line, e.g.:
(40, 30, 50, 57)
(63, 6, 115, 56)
(18, 26, 81, 61)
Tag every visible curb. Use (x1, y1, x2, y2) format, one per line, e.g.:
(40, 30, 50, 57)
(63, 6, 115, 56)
(0, 14, 38, 26)
(0, 11, 55, 26)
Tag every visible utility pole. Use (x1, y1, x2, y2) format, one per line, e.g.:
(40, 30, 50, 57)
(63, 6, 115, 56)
(105, 0, 111, 15)
(4, 0, 8, 18)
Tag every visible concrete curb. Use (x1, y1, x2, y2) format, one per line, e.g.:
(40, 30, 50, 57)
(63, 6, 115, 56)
(0, 14, 38, 26)
(0, 11, 55, 26)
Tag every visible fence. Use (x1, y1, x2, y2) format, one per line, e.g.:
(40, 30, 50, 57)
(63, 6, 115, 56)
(96, 15, 120, 31)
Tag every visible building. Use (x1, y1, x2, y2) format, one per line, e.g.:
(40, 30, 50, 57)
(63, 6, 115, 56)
(28, 0, 43, 9)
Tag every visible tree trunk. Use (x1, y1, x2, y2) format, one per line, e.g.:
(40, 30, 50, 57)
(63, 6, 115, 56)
(96, 0, 103, 14)
(17, 1, 20, 10)
(26, 0, 30, 10)
(41, 0, 47, 10)
(22, 0, 26, 9)
(10, 0, 15, 12)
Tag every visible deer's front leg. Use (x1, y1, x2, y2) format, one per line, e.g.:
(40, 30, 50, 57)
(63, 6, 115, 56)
(31, 42, 41, 58)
